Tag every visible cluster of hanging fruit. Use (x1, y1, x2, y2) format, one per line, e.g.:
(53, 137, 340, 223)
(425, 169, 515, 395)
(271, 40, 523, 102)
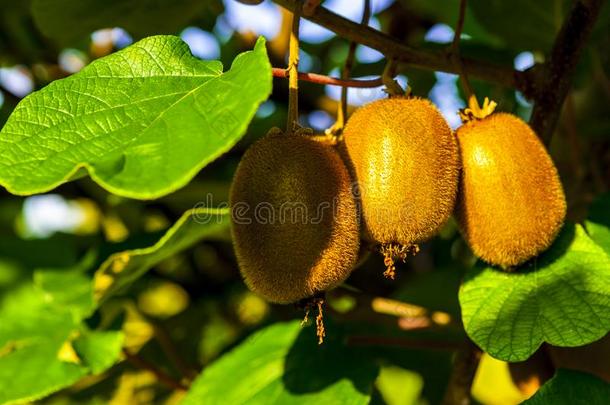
(229, 89, 567, 322)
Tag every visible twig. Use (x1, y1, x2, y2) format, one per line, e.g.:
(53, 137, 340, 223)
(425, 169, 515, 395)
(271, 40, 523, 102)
(441, 340, 481, 405)
(286, 10, 301, 134)
(346, 335, 462, 351)
(449, 0, 474, 100)
(529, 0, 604, 144)
(122, 348, 188, 391)
(272, 0, 530, 94)
(337, 0, 371, 132)
(152, 323, 198, 380)
(272, 67, 383, 88)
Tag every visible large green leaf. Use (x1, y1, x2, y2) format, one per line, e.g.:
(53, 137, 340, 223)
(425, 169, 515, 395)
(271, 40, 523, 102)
(0, 273, 123, 405)
(459, 223, 610, 362)
(33, 266, 95, 319)
(182, 321, 379, 405)
(94, 207, 230, 302)
(0, 35, 271, 199)
(523, 369, 610, 404)
(31, 0, 219, 46)
(586, 192, 610, 255)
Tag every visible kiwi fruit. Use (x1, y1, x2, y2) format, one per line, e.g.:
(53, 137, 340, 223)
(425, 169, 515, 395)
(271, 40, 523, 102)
(230, 128, 360, 304)
(341, 97, 459, 277)
(455, 112, 566, 268)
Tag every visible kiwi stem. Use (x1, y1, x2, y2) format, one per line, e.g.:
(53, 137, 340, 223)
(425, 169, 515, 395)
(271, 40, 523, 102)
(327, 0, 371, 136)
(449, 0, 475, 102)
(381, 59, 405, 97)
(286, 9, 301, 135)
(458, 95, 497, 122)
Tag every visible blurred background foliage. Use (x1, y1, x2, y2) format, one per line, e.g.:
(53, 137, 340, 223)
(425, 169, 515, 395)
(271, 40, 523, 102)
(0, 0, 608, 404)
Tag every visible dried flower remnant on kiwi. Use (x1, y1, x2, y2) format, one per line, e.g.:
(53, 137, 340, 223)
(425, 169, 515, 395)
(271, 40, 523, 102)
(380, 243, 420, 279)
(298, 295, 326, 344)
(455, 97, 566, 268)
(342, 97, 459, 278)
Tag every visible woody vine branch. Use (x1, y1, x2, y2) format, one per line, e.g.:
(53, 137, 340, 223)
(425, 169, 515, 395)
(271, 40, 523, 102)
(270, 0, 605, 143)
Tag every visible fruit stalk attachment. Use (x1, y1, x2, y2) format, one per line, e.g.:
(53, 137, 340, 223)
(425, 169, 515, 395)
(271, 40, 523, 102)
(458, 95, 497, 122)
(327, 0, 371, 136)
(286, 9, 301, 134)
(381, 59, 406, 97)
(448, 0, 475, 102)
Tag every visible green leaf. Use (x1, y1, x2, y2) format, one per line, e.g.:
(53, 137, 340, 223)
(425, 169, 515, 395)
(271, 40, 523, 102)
(0, 35, 271, 199)
(585, 192, 610, 255)
(375, 365, 424, 405)
(0, 279, 123, 405)
(31, 0, 220, 46)
(459, 223, 610, 362)
(34, 267, 95, 319)
(73, 331, 124, 374)
(182, 321, 379, 405)
(469, 0, 567, 52)
(94, 207, 230, 302)
(522, 369, 610, 404)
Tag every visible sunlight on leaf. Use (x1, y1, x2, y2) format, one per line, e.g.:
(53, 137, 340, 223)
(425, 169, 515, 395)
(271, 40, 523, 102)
(183, 321, 378, 405)
(0, 36, 271, 199)
(460, 223, 610, 361)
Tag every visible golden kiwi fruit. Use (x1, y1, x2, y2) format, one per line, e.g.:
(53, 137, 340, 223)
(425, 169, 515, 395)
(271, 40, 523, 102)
(230, 128, 360, 304)
(455, 111, 566, 268)
(341, 97, 460, 277)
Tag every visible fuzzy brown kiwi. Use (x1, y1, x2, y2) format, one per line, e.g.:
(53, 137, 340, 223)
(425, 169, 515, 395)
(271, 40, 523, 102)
(341, 97, 460, 276)
(230, 128, 360, 304)
(455, 112, 566, 268)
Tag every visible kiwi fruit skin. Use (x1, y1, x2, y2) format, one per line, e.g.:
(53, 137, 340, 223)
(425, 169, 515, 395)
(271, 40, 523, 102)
(341, 97, 459, 246)
(455, 112, 567, 268)
(230, 130, 360, 304)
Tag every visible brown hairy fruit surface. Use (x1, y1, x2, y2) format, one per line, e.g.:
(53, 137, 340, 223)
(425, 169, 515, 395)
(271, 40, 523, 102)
(456, 113, 567, 267)
(230, 130, 360, 304)
(341, 97, 459, 246)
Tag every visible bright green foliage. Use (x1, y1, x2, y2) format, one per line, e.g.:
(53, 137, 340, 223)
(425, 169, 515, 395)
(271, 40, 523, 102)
(0, 0, 608, 402)
(375, 365, 424, 405)
(523, 369, 610, 404)
(31, 0, 217, 45)
(94, 207, 230, 302)
(0, 268, 123, 405)
(0, 36, 271, 199)
(460, 223, 610, 361)
(34, 267, 95, 319)
(182, 321, 379, 405)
